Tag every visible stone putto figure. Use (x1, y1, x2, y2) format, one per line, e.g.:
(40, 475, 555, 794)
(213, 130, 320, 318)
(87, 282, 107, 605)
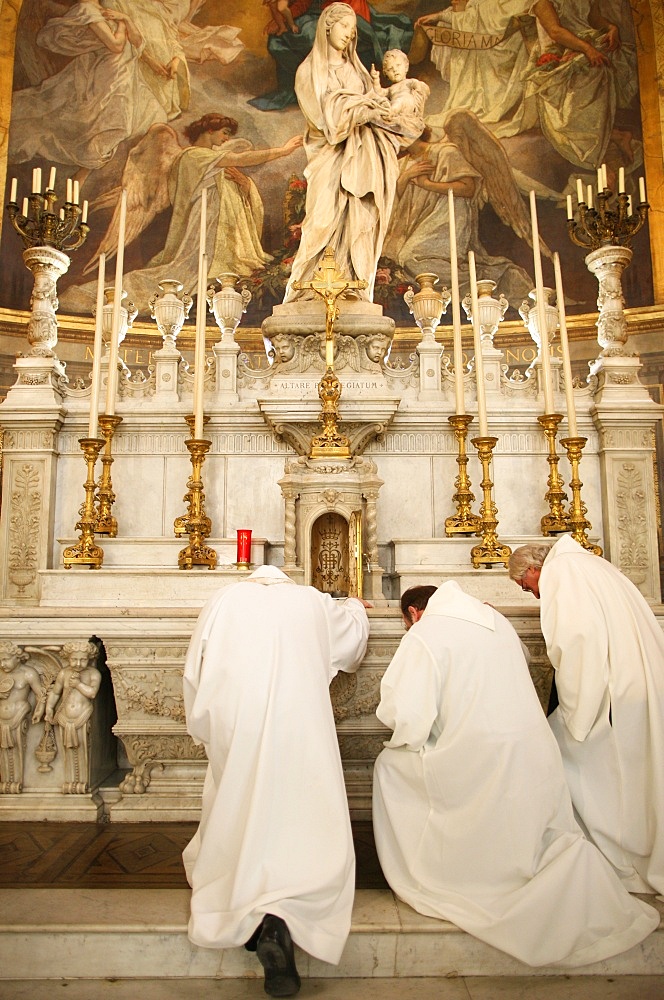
(283, 3, 412, 304)
(44, 640, 101, 794)
(0, 642, 43, 793)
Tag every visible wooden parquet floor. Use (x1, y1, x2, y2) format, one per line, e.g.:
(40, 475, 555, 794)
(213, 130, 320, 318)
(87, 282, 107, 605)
(0, 821, 387, 890)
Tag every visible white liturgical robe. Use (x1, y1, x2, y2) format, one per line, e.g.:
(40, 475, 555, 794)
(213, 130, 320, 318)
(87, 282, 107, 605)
(183, 567, 369, 964)
(373, 581, 658, 967)
(541, 535, 664, 894)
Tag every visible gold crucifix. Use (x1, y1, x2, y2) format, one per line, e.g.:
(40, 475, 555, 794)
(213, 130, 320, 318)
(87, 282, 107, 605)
(292, 248, 368, 459)
(293, 247, 367, 368)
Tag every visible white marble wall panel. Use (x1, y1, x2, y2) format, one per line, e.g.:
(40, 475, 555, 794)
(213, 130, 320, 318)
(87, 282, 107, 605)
(224, 455, 289, 541)
(373, 455, 434, 542)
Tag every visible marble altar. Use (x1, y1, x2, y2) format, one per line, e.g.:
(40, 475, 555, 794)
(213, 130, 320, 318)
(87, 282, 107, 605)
(0, 277, 662, 822)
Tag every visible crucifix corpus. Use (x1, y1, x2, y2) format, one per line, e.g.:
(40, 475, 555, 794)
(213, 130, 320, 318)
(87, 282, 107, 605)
(292, 247, 368, 458)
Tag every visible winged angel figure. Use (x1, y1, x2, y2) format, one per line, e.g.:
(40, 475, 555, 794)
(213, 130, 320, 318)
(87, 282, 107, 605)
(382, 108, 551, 306)
(72, 115, 302, 314)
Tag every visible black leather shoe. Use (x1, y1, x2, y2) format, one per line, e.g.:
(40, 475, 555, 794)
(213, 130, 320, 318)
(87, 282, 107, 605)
(256, 914, 301, 997)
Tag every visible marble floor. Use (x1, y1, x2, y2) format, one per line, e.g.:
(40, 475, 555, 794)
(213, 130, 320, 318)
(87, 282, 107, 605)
(2, 977, 664, 999)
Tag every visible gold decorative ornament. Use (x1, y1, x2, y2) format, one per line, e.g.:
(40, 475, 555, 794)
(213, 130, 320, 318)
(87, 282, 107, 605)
(560, 436, 603, 555)
(538, 413, 569, 535)
(445, 414, 481, 536)
(63, 437, 105, 569)
(174, 415, 212, 538)
(469, 436, 512, 569)
(95, 414, 123, 536)
(292, 247, 367, 459)
(178, 438, 217, 570)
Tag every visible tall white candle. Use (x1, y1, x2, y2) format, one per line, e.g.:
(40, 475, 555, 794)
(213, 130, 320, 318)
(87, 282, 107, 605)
(10, 177, 17, 203)
(576, 178, 584, 204)
(586, 185, 593, 209)
(66, 179, 73, 203)
(193, 255, 207, 439)
(88, 254, 106, 439)
(468, 251, 488, 436)
(566, 195, 573, 220)
(21, 197, 29, 217)
(106, 189, 127, 417)
(618, 167, 625, 194)
(81, 200, 89, 224)
(639, 176, 646, 203)
(48, 167, 56, 190)
(529, 190, 555, 414)
(193, 187, 208, 439)
(602, 163, 608, 190)
(73, 180, 80, 205)
(448, 189, 465, 414)
(596, 167, 603, 192)
(32, 168, 41, 193)
(552, 253, 578, 438)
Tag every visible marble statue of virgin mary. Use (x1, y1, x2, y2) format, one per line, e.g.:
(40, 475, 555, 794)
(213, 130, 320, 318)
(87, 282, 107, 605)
(283, 2, 413, 303)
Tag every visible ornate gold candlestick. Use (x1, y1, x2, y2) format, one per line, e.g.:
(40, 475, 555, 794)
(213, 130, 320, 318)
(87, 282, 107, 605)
(63, 437, 105, 569)
(469, 436, 511, 568)
(445, 414, 480, 535)
(178, 438, 217, 570)
(95, 413, 123, 536)
(174, 415, 212, 537)
(560, 436, 603, 555)
(538, 413, 569, 535)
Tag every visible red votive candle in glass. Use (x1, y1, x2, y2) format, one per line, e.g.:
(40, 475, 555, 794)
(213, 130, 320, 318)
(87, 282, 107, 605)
(236, 529, 252, 568)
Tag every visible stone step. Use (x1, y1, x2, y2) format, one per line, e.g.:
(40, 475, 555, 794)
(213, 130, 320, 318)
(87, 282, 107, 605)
(1, 888, 662, 981)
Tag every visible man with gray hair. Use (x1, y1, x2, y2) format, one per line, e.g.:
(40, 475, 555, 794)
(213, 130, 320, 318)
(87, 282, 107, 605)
(509, 534, 664, 896)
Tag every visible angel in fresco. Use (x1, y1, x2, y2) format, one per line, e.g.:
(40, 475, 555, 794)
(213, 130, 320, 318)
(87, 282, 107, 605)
(62, 113, 303, 313)
(9, 1, 167, 188)
(382, 112, 546, 307)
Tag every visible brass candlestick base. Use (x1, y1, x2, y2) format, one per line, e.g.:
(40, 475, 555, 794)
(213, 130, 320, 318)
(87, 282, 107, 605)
(95, 413, 123, 536)
(560, 436, 603, 555)
(178, 438, 217, 570)
(175, 415, 212, 537)
(445, 414, 481, 536)
(469, 436, 512, 569)
(63, 437, 105, 569)
(538, 413, 569, 535)
(310, 367, 351, 459)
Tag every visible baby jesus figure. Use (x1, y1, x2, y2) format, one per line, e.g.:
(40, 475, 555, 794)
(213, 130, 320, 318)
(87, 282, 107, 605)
(370, 49, 430, 140)
(263, 0, 300, 35)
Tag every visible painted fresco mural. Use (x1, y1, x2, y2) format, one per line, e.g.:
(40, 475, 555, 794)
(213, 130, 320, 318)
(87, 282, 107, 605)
(0, 0, 652, 327)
